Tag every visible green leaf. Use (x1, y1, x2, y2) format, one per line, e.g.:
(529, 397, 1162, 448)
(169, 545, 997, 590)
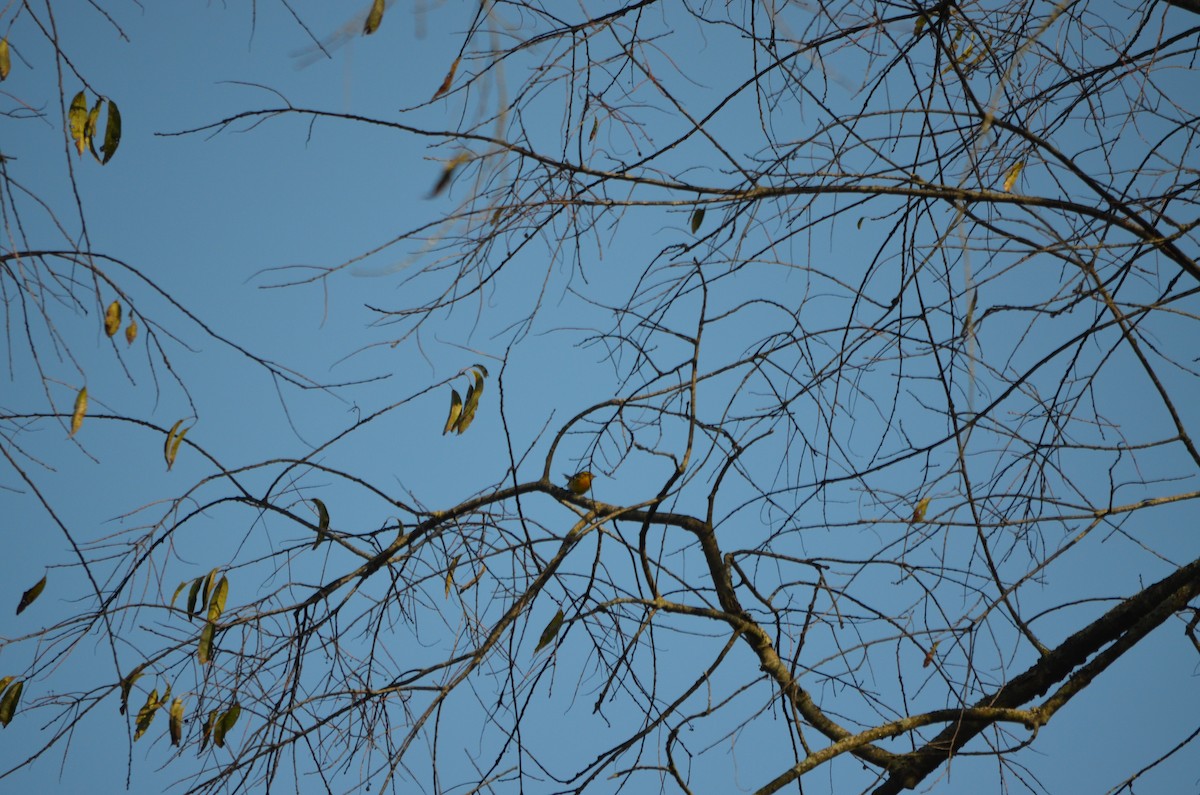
(16, 574, 46, 615)
(198, 621, 215, 665)
(100, 99, 121, 164)
(186, 576, 203, 617)
(0, 679, 23, 727)
(690, 207, 705, 234)
(214, 702, 241, 747)
(363, 0, 385, 35)
(534, 608, 564, 654)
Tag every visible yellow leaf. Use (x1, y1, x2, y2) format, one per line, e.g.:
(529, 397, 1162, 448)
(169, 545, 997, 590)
(456, 369, 485, 434)
(0, 679, 24, 726)
(363, 0, 385, 35)
(200, 710, 218, 751)
(442, 388, 463, 435)
(1002, 161, 1024, 192)
(911, 496, 931, 524)
(0, 38, 10, 81)
(15, 574, 46, 615)
(69, 386, 87, 437)
(312, 498, 330, 549)
(119, 663, 146, 715)
(170, 580, 189, 608)
(432, 57, 460, 100)
(164, 420, 184, 467)
(85, 99, 101, 160)
(166, 423, 189, 471)
(444, 554, 460, 598)
(133, 687, 160, 741)
(68, 91, 88, 156)
(533, 608, 564, 654)
(206, 575, 228, 623)
(125, 314, 138, 345)
(104, 300, 121, 337)
(168, 697, 184, 746)
(200, 567, 219, 613)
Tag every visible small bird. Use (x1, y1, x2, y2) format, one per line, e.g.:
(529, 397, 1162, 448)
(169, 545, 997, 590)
(564, 471, 593, 495)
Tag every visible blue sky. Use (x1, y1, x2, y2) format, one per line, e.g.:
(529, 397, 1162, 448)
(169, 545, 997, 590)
(2, 2, 1199, 794)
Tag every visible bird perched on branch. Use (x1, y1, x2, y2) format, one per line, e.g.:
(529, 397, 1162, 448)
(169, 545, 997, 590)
(564, 471, 593, 495)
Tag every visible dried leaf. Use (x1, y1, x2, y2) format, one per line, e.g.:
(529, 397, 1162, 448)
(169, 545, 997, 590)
(125, 314, 138, 345)
(0, 38, 10, 81)
(588, 117, 599, 142)
(16, 574, 46, 615)
(1002, 160, 1024, 192)
(428, 152, 470, 198)
(534, 608, 564, 654)
(432, 57, 460, 100)
(69, 386, 87, 437)
(0, 679, 23, 727)
(169, 697, 184, 746)
(911, 496, 931, 524)
(922, 640, 940, 668)
(363, 0, 385, 35)
(68, 91, 88, 156)
(104, 300, 121, 337)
